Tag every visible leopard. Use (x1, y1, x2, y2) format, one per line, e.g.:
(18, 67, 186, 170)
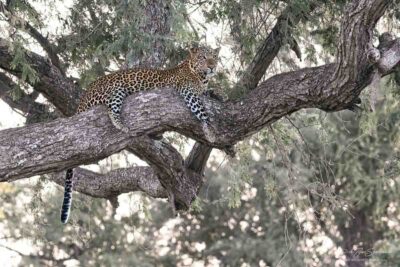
(60, 46, 220, 224)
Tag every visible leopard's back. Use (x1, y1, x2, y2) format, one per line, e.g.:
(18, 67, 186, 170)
(77, 68, 176, 112)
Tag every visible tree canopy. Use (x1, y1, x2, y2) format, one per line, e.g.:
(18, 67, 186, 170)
(0, 0, 400, 266)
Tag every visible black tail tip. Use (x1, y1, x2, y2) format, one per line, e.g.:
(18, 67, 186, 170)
(60, 214, 69, 224)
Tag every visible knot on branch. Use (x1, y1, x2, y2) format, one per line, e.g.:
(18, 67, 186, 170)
(367, 47, 380, 64)
(378, 32, 395, 51)
(376, 35, 400, 74)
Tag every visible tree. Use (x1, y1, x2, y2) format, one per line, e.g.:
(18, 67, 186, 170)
(0, 0, 400, 266)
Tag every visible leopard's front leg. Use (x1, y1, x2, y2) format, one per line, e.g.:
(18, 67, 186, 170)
(179, 86, 209, 124)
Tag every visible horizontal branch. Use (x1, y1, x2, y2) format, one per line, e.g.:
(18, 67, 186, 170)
(50, 163, 203, 209)
(0, 103, 204, 206)
(50, 167, 167, 199)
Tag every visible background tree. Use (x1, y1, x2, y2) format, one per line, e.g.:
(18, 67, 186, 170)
(0, 0, 400, 266)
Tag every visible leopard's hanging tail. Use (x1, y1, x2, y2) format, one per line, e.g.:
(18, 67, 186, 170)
(60, 168, 74, 224)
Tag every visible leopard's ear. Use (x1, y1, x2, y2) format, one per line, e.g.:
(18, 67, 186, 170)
(213, 47, 221, 54)
(189, 47, 199, 55)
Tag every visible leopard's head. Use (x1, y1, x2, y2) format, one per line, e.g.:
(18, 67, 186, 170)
(187, 46, 220, 78)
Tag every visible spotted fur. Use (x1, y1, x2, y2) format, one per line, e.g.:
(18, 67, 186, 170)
(60, 46, 220, 223)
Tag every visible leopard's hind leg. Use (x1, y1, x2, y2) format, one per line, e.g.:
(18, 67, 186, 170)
(106, 88, 130, 133)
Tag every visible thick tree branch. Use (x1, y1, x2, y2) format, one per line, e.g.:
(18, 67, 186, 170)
(0, 38, 81, 116)
(126, 137, 204, 209)
(51, 163, 203, 209)
(185, 142, 213, 173)
(51, 167, 167, 199)
(320, 0, 391, 112)
(0, 2, 63, 71)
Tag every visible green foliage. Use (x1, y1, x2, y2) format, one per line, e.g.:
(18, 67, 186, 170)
(227, 142, 253, 208)
(371, 239, 400, 266)
(54, 0, 194, 87)
(10, 40, 39, 84)
(8, 0, 43, 27)
(310, 25, 339, 55)
(201, 0, 283, 67)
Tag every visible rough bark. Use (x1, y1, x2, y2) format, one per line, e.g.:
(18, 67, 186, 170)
(126, 137, 204, 209)
(51, 167, 167, 199)
(136, 0, 171, 68)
